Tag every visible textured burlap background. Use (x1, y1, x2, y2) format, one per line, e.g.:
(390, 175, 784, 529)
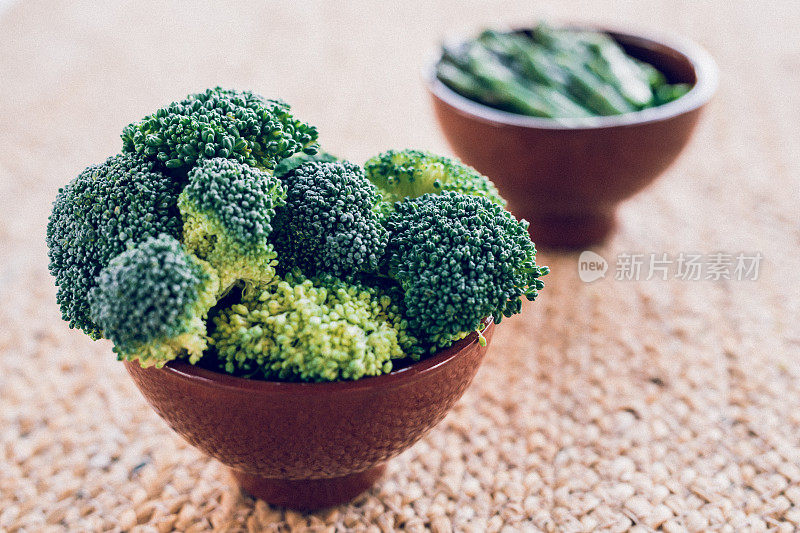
(1, 1, 799, 531)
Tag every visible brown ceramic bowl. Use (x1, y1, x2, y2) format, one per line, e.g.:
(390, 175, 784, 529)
(428, 26, 718, 248)
(125, 319, 494, 510)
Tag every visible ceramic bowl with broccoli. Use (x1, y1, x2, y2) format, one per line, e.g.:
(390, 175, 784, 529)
(46, 87, 548, 507)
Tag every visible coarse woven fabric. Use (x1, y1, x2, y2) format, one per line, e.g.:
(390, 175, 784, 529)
(1, 1, 799, 531)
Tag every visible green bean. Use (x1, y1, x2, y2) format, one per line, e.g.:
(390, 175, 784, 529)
(583, 38, 655, 108)
(633, 58, 668, 90)
(654, 83, 691, 105)
(436, 24, 690, 118)
(475, 32, 592, 117)
(553, 53, 635, 115)
(438, 51, 556, 117)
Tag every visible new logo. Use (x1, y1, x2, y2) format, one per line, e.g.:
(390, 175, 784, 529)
(578, 250, 608, 282)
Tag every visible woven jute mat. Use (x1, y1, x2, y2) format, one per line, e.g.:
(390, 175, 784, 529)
(1, 1, 799, 531)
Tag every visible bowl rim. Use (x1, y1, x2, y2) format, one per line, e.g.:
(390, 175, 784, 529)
(149, 317, 494, 394)
(425, 23, 719, 130)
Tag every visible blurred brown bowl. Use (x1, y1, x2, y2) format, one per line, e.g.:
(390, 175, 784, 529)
(427, 26, 718, 248)
(124, 319, 494, 510)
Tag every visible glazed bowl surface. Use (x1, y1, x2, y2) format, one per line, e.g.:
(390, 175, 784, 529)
(125, 319, 494, 510)
(427, 25, 718, 248)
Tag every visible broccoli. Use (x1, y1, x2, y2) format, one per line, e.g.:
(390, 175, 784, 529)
(211, 270, 415, 382)
(178, 158, 286, 292)
(273, 150, 339, 179)
(364, 149, 505, 207)
(271, 161, 388, 277)
(383, 191, 548, 349)
(46, 153, 183, 338)
(89, 235, 219, 367)
(121, 87, 318, 173)
(47, 87, 551, 382)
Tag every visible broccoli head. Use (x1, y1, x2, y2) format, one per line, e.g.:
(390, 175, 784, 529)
(178, 158, 286, 292)
(121, 87, 318, 173)
(383, 191, 548, 349)
(271, 161, 387, 277)
(46, 153, 183, 339)
(364, 149, 505, 207)
(211, 270, 414, 382)
(89, 234, 219, 367)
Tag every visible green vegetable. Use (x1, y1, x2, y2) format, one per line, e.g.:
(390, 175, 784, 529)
(47, 87, 551, 382)
(89, 235, 219, 367)
(271, 161, 388, 278)
(436, 60, 494, 106)
(121, 87, 318, 173)
(364, 148, 505, 207)
(211, 271, 416, 381)
(583, 35, 655, 108)
(634, 58, 668, 90)
(554, 55, 635, 115)
(476, 30, 593, 118)
(382, 191, 548, 349)
(527, 24, 635, 115)
(437, 25, 692, 118)
(178, 158, 286, 292)
(46, 153, 183, 338)
(441, 43, 557, 117)
(654, 83, 691, 105)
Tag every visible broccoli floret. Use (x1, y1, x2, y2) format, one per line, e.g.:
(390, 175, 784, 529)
(364, 149, 505, 207)
(211, 270, 414, 382)
(46, 153, 183, 338)
(271, 161, 387, 277)
(121, 87, 318, 173)
(89, 235, 219, 367)
(178, 158, 286, 292)
(383, 191, 548, 349)
(273, 150, 339, 179)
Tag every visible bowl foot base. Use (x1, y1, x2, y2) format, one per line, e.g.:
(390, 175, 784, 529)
(231, 464, 386, 511)
(527, 212, 616, 249)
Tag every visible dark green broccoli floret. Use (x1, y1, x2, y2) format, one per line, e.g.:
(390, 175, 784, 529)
(273, 150, 339, 179)
(211, 270, 416, 382)
(121, 87, 318, 173)
(178, 158, 286, 292)
(271, 161, 387, 277)
(89, 235, 219, 367)
(383, 191, 548, 349)
(46, 153, 183, 339)
(364, 149, 505, 207)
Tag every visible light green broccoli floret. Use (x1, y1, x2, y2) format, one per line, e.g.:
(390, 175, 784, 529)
(364, 149, 505, 208)
(178, 158, 286, 292)
(88, 234, 219, 368)
(211, 271, 418, 382)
